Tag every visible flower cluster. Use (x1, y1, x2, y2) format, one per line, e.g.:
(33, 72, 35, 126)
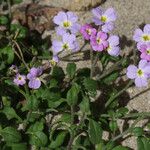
(52, 11, 80, 63)
(127, 24, 150, 87)
(80, 7, 120, 56)
(13, 66, 43, 89)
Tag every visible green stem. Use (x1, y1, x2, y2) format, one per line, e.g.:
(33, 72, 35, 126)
(90, 49, 94, 78)
(105, 80, 133, 108)
(101, 112, 150, 119)
(96, 58, 124, 80)
(112, 116, 144, 142)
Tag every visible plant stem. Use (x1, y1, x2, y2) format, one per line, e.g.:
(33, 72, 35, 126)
(105, 80, 133, 107)
(67, 106, 75, 150)
(90, 49, 94, 78)
(12, 40, 30, 71)
(7, 0, 11, 19)
(101, 112, 150, 119)
(112, 116, 144, 142)
(97, 58, 123, 80)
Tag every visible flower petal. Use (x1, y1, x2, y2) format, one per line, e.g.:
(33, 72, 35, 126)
(126, 65, 138, 79)
(133, 29, 143, 42)
(135, 77, 148, 87)
(108, 35, 119, 46)
(104, 8, 117, 22)
(28, 78, 41, 89)
(143, 24, 150, 34)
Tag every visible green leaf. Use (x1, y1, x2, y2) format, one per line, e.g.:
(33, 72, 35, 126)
(2, 106, 22, 121)
(137, 137, 150, 150)
(49, 131, 67, 148)
(88, 119, 102, 144)
(28, 121, 44, 132)
(48, 98, 65, 108)
(109, 120, 118, 132)
(66, 63, 76, 79)
(52, 66, 65, 80)
(112, 145, 129, 150)
(79, 96, 91, 115)
(49, 79, 58, 88)
(83, 78, 97, 92)
(0, 16, 8, 25)
(132, 127, 143, 137)
(30, 131, 48, 146)
(1, 46, 14, 64)
(103, 72, 119, 85)
(67, 83, 80, 106)
(0, 127, 22, 143)
(11, 143, 27, 150)
(116, 107, 129, 118)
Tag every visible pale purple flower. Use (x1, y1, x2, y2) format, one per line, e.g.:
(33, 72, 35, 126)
(92, 7, 117, 33)
(80, 24, 97, 40)
(126, 60, 150, 87)
(53, 11, 80, 35)
(52, 33, 78, 55)
(9, 65, 18, 74)
(107, 35, 120, 56)
(13, 74, 26, 86)
(139, 43, 150, 61)
(90, 31, 109, 51)
(133, 24, 150, 49)
(27, 67, 43, 89)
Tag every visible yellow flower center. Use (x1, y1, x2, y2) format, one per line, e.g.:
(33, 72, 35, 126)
(146, 49, 150, 55)
(137, 69, 143, 77)
(63, 43, 69, 50)
(101, 16, 107, 22)
(50, 60, 57, 66)
(96, 38, 101, 44)
(142, 35, 150, 41)
(63, 21, 71, 28)
(18, 76, 22, 80)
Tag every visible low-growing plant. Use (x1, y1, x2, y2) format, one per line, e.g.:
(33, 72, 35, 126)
(0, 1, 150, 150)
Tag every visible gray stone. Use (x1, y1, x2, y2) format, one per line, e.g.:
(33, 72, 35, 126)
(38, 0, 102, 11)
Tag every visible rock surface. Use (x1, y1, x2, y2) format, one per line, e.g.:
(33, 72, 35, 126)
(38, 0, 103, 11)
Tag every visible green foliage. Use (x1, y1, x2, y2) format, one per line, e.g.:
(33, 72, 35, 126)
(0, 127, 22, 143)
(88, 119, 102, 144)
(67, 83, 80, 106)
(0, 16, 9, 25)
(66, 62, 76, 79)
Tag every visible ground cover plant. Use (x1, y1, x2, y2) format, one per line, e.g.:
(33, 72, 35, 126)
(0, 1, 150, 150)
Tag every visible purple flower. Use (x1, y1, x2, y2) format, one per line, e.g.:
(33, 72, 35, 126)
(53, 11, 80, 35)
(92, 7, 117, 33)
(133, 24, 150, 49)
(90, 31, 108, 51)
(9, 65, 18, 74)
(80, 24, 97, 40)
(126, 60, 150, 87)
(27, 67, 43, 89)
(107, 35, 120, 56)
(139, 43, 150, 61)
(13, 74, 26, 86)
(52, 33, 78, 55)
